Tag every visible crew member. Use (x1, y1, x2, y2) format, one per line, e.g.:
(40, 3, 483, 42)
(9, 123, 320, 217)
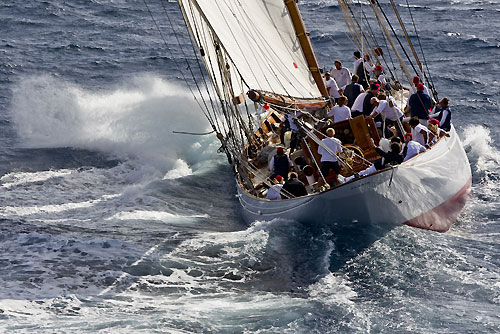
(373, 64, 387, 90)
(351, 91, 367, 117)
(355, 54, 375, 89)
(282, 172, 308, 197)
(362, 83, 381, 117)
(402, 133, 426, 162)
(375, 142, 403, 168)
(406, 76, 434, 106)
(409, 117, 430, 146)
(269, 147, 293, 181)
(407, 83, 431, 124)
(343, 74, 364, 109)
(368, 93, 404, 137)
(318, 128, 343, 184)
(267, 175, 284, 200)
(331, 60, 351, 89)
(429, 97, 452, 131)
(327, 96, 352, 123)
(325, 71, 342, 103)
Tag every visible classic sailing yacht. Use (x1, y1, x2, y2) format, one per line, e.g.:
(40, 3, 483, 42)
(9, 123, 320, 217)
(165, 0, 471, 232)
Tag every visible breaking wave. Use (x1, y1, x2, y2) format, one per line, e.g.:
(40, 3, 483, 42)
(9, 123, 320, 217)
(10, 74, 218, 175)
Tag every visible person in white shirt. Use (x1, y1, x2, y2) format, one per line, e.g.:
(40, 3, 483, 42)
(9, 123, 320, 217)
(325, 71, 342, 101)
(327, 96, 352, 123)
(409, 117, 430, 146)
(331, 60, 352, 89)
(369, 95, 403, 121)
(427, 118, 450, 145)
(374, 64, 387, 89)
(369, 94, 404, 137)
(267, 175, 284, 200)
(353, 51, 363, 75)
(402, 133, 426, 162)
(353, 53, 374, 73)
(318, 128, 343, 184)
(354, 52, 373, 88)
(355, 54, 375, 89)
(362, 55, 375, 73)
(351, 92, 367, 115)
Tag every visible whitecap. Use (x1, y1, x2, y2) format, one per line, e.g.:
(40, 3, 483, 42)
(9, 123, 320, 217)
(0, 169, 73, 189)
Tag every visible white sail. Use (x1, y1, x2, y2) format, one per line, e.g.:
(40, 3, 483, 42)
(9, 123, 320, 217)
(178, 0, 322, 99)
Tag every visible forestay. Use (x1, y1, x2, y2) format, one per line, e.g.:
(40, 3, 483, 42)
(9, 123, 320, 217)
(178, 0, 322, 99)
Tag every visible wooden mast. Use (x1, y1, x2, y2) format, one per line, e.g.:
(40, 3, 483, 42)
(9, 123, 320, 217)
(284, 0, 329, 99)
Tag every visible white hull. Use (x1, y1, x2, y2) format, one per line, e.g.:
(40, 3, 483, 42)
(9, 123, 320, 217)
(237, 125, 471, 232)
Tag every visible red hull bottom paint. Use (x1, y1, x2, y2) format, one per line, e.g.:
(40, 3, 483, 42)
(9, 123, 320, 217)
(404, 176, 472, 232)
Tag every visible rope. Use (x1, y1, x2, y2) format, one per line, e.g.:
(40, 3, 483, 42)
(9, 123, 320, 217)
(388, 0, 424, 75)
(166, 0, 220, 128)
(295, 119, 354, 173)
(236, 155, 296, 200)
(212, 0, 314, 99)
(373, 0, 420, 78)
(366, 1, 413, 86)
(302, 138, 328, 186)
(172, 130, 216, 135)
(372, 2, 400, 84)
(405, 0, 439, 101)
(143, 0, 213, 126)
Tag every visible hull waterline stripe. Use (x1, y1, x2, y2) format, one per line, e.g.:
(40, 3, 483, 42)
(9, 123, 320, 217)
(404, 175, 472, 232)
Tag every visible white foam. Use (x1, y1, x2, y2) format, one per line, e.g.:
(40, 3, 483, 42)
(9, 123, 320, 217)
(163, 159, 193, 179)
(10, 74, 219, 175)
(308, 273, 358, 305)
(105, 210, 208, 222)
(0, 194, 119, 217)
(1, 169, 73, 189)
(461, 125, 500, 173)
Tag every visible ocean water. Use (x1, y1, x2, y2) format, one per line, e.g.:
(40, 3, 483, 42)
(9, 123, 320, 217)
(0, 0, 499, 333)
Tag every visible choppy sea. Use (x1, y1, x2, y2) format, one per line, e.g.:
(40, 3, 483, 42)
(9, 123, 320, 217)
(1, 0, 499, 333)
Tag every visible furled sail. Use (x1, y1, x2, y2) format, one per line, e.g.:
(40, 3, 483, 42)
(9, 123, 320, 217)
(178, 0, 323, 100)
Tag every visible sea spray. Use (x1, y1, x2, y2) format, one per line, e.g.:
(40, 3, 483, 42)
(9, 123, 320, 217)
(10, 74, 216, 175)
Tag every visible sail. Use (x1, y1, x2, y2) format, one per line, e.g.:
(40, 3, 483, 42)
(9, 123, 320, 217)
(178, 0, 322, 100)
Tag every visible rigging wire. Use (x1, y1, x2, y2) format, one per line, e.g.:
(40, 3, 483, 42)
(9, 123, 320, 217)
(341, 0, 372, 51)
(355, 0, 376, 85)
(181, 0, 241, 151)
(183, 2, 232, 139)
(217, 0, 317, 99)
(362, 1, 399, 84)
(362, 0, 413, 86)
(404, 0, 438, 100)
(142, 0, 214, 125)
(358, 0, 381, 55)
(172, 130, 216, 135)
(338, 1, 364, 52)
(180, 0, 249, 154)
(377, 5, 399, 84)
(372, 0, 419, 78)
(388, 0, 424, 75)
(368, 1, 432, 110)
(160, 0, 220, 129)
(339, 0, 399, 86)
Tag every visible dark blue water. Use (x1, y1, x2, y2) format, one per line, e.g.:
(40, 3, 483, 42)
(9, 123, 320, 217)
(1, 1, 499, 332)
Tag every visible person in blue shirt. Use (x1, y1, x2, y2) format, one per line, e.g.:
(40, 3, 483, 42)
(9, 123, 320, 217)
(407, 83, 432, 123)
